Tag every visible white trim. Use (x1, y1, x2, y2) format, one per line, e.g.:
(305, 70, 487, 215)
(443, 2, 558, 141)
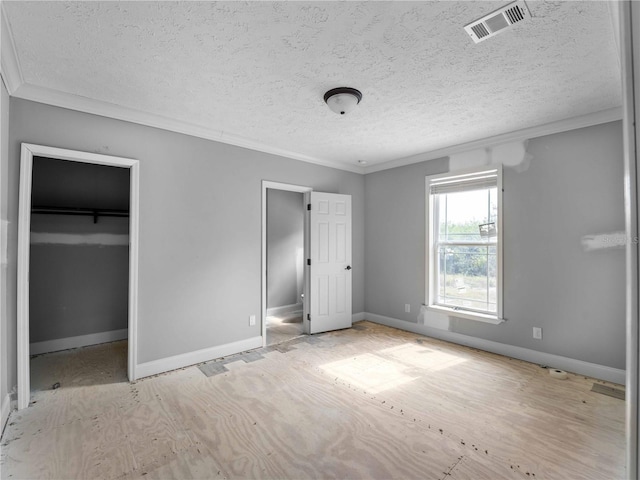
(0, 4, 24, 95)
(426, 305, 504, 325)
(29, 329, 128, 356)
(365, 312, 626, 385)
(267, 303, 303, 317)
(128, 162, 140, 381)
(261, 181, 312, 348)
(4, 84, 620, 177)
(364, 107, 623, 174)
(425, 165, 503, 322)
(621, 2, 639, 476)
(11, 84, 366, 175)
(20, 143, 137, 168)
(261, 181, 314, 193)
(30, 232, 129, 246)
(352, 312, 366, 323)
(136, 336, 263, 379)
(1, 394, 11, 435)
(17, 144, 140, 409)
(17, 145, 33, 410)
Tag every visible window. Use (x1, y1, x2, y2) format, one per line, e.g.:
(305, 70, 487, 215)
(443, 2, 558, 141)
(426, 166, 503, 323)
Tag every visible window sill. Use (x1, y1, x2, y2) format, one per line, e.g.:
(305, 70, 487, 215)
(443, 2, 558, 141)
(426, 305, 505, 325)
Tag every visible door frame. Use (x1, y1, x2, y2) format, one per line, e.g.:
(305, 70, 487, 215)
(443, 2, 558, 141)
(261, 181, 312, 346)
(17, 143, 140, 409)
(621, 1, 640, 475)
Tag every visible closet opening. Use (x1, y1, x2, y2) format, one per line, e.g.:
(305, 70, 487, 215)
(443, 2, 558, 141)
(17, 143, 140, 410)
(29, 156, 130, 394)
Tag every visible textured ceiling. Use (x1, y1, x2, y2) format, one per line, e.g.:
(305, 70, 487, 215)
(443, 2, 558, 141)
(2, 1, 622, 170)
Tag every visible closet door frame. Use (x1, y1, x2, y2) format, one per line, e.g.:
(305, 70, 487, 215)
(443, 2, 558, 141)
(16, 143, 140, 410)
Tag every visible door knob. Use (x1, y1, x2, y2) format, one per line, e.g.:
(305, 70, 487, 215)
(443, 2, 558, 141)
(345, 265, 352, 270)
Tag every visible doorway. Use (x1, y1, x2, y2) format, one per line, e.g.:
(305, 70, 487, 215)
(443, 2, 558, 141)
(261, 181, 354, 345)
(29, 156, 130, 393)
(265, 189, 305, 346)
(17, 144, 140, 410)
(261, 181, 312, 347)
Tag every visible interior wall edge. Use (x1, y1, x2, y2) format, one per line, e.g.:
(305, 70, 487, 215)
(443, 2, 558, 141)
(1, 392, 11, 436)
(29, 328, 128, 356)
(364, 312, 626, 385)
(135, 335, 263, 380)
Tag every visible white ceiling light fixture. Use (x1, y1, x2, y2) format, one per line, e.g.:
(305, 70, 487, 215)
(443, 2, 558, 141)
(324, 87, 362, 115)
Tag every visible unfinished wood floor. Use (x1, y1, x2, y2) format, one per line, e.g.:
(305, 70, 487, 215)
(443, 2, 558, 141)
(266, 313, 304, 346)
(1, 321, 625, 479)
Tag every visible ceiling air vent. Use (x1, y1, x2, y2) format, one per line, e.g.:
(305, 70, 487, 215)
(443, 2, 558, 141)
(464, 0, 530, 44)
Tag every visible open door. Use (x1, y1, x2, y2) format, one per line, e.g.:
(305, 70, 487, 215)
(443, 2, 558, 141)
(307, 192, 352, 334)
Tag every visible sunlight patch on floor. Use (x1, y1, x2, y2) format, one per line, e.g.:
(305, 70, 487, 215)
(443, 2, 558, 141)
(319, 353, 417, 394)
(380, 343, 468, 372)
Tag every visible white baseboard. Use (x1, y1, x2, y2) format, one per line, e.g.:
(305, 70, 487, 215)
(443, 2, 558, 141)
(1, 394, 11, 436)
(267, 303, 303, 317)
(365, 313, 626, 385)
(30, 328, 128, 356)
(352, 312, 366, 323)
(136, 336, 263, 380)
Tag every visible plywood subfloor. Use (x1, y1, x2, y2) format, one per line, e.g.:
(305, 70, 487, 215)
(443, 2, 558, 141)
(266, 313, 303, 346)
(1, 321, 625, 479)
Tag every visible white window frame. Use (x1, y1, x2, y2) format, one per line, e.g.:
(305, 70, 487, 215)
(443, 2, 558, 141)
(425, 165, 504, 324)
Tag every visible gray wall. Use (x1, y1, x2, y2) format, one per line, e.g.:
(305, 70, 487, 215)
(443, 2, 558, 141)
(29, 244, 129, 342)
(365, 121, 626, 369)
(6, 98, 365, 390)
(29, 158, 130, 344)
(266, 189, 303, 310)
(2, 95, 623, 397)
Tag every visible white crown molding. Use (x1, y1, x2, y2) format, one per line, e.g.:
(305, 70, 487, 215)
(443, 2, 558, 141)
(364, 107, 624, 174)
(0, 4, 24, 95)
(8, 81, 623, 177)
(365, 312, 626, 385)
(15, 79, 620, 177)
(11, 82, 366, 174)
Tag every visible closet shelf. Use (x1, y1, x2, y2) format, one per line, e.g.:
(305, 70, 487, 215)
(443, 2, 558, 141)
(31, 206, 129, 223)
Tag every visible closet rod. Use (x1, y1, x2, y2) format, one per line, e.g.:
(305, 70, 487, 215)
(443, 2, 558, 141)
(31, 206, 129, 223)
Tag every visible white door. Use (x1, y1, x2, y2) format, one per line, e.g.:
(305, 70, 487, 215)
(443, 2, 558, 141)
(308, 192, 352, 334)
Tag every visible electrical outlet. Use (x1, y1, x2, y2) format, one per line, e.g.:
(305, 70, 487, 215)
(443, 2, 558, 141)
(405, 304, 411, 313)
(249, 315, 256, 326)
(533, 327, 542, 340)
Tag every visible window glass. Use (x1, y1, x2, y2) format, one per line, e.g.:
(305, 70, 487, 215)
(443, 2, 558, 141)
(428, 167, 501, 319)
